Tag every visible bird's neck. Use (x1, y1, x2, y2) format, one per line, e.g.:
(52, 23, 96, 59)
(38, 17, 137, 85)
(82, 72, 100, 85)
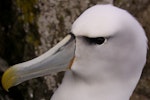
(51, 71, 135, 100)
(51, 58, 142, 100)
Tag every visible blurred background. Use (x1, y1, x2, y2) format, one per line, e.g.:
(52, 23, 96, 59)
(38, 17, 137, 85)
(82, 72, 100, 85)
(0, 0, 149, 100)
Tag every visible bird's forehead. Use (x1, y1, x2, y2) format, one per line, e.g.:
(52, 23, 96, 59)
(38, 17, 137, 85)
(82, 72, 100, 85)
(71, 5, 125, 38)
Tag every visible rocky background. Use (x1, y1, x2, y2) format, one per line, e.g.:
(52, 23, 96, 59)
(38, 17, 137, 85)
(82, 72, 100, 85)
(0, 0, 150, 100)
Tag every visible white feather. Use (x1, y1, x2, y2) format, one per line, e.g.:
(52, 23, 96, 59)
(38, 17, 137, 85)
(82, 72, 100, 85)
(51, 5, 147, 100)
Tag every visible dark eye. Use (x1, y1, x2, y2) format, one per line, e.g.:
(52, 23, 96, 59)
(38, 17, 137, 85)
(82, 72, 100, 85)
(84, 37, 105, 45)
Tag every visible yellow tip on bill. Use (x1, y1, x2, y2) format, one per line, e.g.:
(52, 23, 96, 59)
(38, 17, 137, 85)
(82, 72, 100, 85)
(1, 67, 17, 91)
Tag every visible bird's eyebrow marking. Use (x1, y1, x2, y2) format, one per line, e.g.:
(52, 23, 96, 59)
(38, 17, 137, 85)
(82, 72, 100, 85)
(82, 35, 111, 40)
(84, 37, 105, 44)
(77, 35, 113, 45)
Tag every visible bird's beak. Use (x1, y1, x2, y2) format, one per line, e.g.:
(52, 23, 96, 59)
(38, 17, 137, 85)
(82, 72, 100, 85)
(1, 34, 75, 91)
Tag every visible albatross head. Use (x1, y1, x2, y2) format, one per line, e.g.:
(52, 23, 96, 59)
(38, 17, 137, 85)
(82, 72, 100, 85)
(2, 4, 147, 100)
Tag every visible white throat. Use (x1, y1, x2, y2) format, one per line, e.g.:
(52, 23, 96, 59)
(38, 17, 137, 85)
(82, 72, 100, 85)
(51, 70, 138, 100)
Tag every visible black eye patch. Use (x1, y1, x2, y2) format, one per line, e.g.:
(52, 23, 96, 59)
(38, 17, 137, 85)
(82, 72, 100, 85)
(84, 37, 105, 45)
(69, 32, 75, 39)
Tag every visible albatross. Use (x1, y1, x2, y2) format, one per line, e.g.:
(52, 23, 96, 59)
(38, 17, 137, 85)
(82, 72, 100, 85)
(1, 4, 147, 100)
